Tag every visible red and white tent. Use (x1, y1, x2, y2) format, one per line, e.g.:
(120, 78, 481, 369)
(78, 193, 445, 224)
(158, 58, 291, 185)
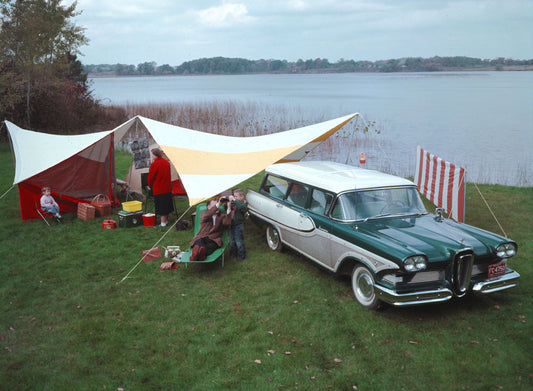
(5, 118, 136, 220)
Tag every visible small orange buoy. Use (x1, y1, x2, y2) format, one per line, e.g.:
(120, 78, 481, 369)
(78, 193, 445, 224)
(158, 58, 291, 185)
(102, 218, 116, 230)
(359, 152, 366, 164)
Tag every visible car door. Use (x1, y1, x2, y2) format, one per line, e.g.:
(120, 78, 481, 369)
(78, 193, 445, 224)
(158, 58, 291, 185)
(298, 188, 335, 270)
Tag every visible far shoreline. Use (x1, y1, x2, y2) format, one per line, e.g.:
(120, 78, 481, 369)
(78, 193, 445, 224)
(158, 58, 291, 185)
(88, 65, 533, 78)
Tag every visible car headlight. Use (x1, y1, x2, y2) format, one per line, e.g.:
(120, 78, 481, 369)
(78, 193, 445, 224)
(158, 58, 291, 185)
(404, 255, 427, 272)
(496, 243, 517, 258)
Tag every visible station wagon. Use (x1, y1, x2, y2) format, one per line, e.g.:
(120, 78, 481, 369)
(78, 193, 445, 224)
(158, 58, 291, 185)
(246, 161, 520, 309)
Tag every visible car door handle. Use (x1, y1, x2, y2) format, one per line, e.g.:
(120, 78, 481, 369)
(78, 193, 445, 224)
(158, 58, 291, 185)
(276, 203, 283, 208)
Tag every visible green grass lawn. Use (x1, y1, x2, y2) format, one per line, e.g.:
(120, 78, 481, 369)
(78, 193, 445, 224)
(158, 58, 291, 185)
(1, 144, 532, 390)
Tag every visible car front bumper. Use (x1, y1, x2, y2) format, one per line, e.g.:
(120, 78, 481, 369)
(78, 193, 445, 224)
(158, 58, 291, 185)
(374, 285, 454, 306)
(375, 268, 520, 306)
(472, 269, 520, 294)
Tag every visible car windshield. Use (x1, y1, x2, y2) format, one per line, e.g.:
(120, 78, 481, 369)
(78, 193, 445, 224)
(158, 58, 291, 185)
(331, 187, 427, 221)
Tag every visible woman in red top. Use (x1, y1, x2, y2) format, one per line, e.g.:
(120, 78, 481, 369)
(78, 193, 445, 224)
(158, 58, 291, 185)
(147, 148, 174, 227)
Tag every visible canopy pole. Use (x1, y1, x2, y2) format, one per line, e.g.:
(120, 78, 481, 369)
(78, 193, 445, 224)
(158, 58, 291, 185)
(119, 205, 193, 283)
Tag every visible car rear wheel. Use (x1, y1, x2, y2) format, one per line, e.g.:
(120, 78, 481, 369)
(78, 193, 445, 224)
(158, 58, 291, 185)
(351, 265, 379, 309)
(266, 225, 282, 252)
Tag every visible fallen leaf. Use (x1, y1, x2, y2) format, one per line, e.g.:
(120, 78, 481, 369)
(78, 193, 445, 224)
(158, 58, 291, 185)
(471, 340, 479, 344)
(284, 351, 291, 355)
(293, 300, 299, 304)
(409, 340, 419, 344)
(494, 305, 500, 310)
(31, 317, 36, 322)
(267, 331, 274, 335)
(76, 305, 82, 309)
(310, 376, 316, 380)
(0, 333, 5, 341)
(254, 359, 262, 364)
(6, 347, 12, 353)
(9, 326, 15, 331)
(334, 358, 342, 363)
(267, 350, 275, 354)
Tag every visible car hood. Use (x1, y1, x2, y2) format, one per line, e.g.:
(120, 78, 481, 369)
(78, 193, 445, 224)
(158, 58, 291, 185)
(354, 214, 501, 263)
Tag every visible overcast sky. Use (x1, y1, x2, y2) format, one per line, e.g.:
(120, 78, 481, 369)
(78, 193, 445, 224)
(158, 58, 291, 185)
(74, 0, 533, 65)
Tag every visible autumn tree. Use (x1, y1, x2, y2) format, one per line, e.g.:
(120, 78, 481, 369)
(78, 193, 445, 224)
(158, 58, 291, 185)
(0, 0, 90, 129)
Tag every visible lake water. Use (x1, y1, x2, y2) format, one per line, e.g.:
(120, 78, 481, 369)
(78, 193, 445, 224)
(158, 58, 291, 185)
(90, 72, 533, 187)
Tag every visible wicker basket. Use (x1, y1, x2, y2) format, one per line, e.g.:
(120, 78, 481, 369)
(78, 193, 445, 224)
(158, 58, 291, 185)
(91, 194, 111, 217)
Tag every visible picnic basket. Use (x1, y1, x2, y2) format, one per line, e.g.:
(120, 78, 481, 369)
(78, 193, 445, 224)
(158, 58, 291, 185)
(91, 194, 111, 217)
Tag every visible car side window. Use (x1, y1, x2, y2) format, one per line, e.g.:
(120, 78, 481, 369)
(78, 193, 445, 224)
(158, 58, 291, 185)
(309, 189, 333, 215)
(261, 175, 288, 199)
(331, 192, 356, 221)
(287, 182, 309, 208)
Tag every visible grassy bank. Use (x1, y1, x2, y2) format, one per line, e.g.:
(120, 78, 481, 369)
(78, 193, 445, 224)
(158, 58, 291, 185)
(1, 144, 532, 390)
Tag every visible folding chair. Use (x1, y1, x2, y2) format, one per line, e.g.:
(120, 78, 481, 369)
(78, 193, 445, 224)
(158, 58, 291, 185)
(141, 172, 154, 214)
(35, 198, 59, 226)
(178, 202, 229, 267)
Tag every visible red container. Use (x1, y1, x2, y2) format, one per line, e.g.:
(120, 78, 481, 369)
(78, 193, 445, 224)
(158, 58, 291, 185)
(143, 213, 155, 227)
(102, 218, 117, 230)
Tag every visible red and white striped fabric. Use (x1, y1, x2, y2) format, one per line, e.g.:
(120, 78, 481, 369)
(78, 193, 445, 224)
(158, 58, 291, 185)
(414, 146, 466, 222)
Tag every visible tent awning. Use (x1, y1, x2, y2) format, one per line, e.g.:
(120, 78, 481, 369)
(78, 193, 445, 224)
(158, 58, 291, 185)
(135, 113, 358, 205)
(5, 113, 358, 207)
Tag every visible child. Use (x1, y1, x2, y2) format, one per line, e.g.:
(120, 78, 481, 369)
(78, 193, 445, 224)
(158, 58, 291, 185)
(229, 188, 247, 261)
(40, 186, 61, 218)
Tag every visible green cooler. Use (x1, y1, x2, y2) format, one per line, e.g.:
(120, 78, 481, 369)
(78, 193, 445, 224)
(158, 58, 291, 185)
(118, 210, 143, 228)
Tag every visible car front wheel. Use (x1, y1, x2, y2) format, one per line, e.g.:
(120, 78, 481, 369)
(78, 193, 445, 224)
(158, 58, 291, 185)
(351, 265, 379, 309)
(266, 225, 282, 252)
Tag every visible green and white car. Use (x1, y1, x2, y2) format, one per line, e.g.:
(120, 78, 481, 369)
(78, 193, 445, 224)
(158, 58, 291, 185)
(246, 161, 520, 309)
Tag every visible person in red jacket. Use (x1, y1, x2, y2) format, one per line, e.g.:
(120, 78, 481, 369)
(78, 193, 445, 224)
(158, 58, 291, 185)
(147, 147, 174, 227)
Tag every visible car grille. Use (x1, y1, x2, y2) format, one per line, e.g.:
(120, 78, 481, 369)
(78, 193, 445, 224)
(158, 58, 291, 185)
(452, 251, 474, 296)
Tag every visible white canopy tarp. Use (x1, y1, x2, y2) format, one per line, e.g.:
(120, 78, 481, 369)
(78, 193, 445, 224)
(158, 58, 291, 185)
(135, 113, 358, 205)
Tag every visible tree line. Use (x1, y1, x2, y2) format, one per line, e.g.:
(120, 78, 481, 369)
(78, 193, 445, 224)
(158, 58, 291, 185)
(0, 0, 121, 132)
(85, 56, 533, 76)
